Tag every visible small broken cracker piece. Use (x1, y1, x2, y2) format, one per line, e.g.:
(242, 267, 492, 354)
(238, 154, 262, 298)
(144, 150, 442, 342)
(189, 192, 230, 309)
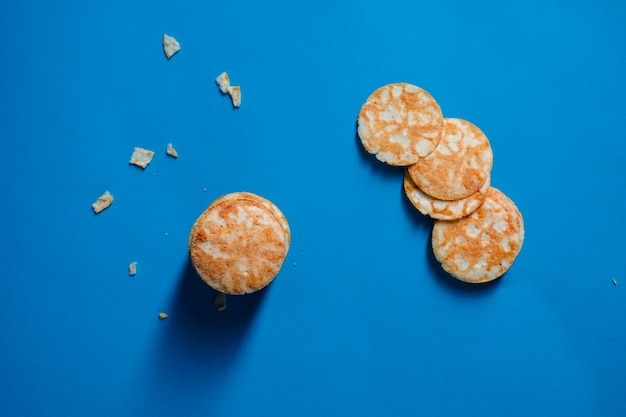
(159, 312, 168, 320)
(128, 262, 137, 276)
(166, 143, 178, 158)
(92, 191, 114, 214)
(130, 147, 155, 169)
(613, 278, 618, 286)
(216, 72, 230, 94)
(228, 85, 241, 107)
(162, 34, 180, 59)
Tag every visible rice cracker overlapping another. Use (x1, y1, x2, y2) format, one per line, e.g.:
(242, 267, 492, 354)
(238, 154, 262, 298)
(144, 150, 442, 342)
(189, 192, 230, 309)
(357, 82, 524, 283)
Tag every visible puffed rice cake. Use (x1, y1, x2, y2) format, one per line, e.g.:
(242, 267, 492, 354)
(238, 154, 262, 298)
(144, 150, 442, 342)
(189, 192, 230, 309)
(431, 187, 524, 283)
(188, 192, 290, 295)
(357, 83, 443, 166)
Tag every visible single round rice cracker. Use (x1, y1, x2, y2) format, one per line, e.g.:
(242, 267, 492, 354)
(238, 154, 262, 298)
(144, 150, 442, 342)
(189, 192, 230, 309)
(188, 193, 290, 294)
(357, 83, 443, 166)
(404, 170, 490, 220)
(431, 187, 524, 283)
(408, 118, 493, 200)
(207, 191, 291, 252)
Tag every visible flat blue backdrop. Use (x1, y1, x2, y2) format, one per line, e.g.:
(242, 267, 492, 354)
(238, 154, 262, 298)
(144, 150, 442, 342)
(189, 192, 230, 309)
(1, 0, 625, 416)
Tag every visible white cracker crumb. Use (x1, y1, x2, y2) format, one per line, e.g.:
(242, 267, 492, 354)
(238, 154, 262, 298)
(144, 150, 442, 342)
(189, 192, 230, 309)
(162, 34, 180, 59)
(92, 191, 114, 214)
(203, 187, 207, 192)
(159, 312, 168, 320)
(130, 147, 155, 168)
(613, 278, 618, 286)
(166, 143, 178, 158)
(216, 72, 230, 94)
(128, 262, 137, 276)
(228, 85, 241, 107)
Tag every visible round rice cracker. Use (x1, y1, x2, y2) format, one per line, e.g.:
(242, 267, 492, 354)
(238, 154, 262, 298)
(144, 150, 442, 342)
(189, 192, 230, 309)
(357, 83, 443, 166)
(189, 193, 290, 295)
(431, 187, 524, 283)
(408, 118, 493, 200)
(404, 170, 490, 220)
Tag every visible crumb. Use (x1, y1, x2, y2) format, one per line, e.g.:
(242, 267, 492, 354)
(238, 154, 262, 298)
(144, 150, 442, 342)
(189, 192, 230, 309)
(214, 291, 227, 311)
(293, 262, 297, 266)
(130, 147, 155, 169)
(164, 232, 168, 236)
(203, 187, 207, 192)
(92, 191, 114, 213)
(162, 34, 180, 59)
(166, 143, 178, 158)
(613, 278, 618, 286)
(216, 72, 230, 94)
(128, 262, 137, 276)
(228, 85, 241, 107)
(159, 312, 168, 320)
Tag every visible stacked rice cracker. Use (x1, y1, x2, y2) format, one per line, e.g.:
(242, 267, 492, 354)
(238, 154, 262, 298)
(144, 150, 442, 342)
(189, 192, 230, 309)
(357, 83, 524, 283)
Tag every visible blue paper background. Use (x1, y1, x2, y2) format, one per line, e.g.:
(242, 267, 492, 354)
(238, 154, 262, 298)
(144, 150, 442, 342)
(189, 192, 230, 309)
(1, 1, 625, 416)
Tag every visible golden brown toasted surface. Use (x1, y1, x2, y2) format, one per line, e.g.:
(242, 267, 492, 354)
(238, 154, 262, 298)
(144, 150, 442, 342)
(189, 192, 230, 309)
(188, 193, 290, 294)
(207, 192, 290, 251)
(357, 83, 443, 166)
(431, 187, 524, 283)
(408, 118, 493, 200)
(404, 171, 489, 220)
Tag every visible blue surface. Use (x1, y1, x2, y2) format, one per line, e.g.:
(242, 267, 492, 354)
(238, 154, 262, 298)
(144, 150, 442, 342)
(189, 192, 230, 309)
(1, 1, 625, 416)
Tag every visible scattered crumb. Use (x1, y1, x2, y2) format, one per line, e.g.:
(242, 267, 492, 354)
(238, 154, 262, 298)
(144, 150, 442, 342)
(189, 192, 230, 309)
(203, 187, 207, 192)
(162, 34, 180, 59)
(166, 143, 178, 158)
(128, 262, 137, 276)
(613, 278, 618, 286)
(130, 147, 155, 168)
(228, 85, 241, 107)
(164, 232, 168, 236)
(214, 291, 227, 311)
(216, 72, 241, 107)
(159, 312, 168, 320)
(216, 72, 230, 94)
(92, 191, 114, 214)
(293, 262, 297, 267)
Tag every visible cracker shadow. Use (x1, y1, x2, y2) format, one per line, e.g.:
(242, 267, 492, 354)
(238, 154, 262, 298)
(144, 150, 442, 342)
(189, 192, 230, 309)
(152, 260, 267, 384)
(425, 228, 502, 297)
